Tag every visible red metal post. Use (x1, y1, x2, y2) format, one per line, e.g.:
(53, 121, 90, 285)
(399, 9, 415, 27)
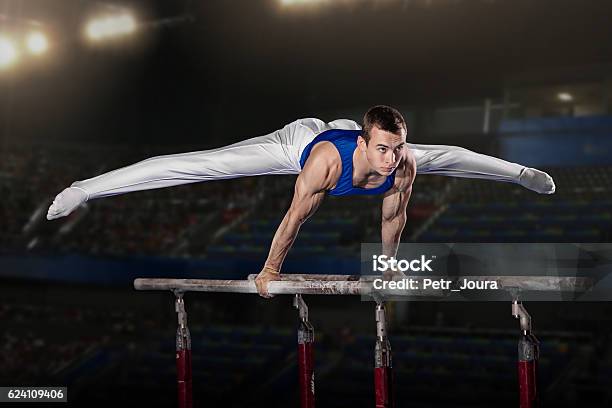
(513, 300, 539, 408)
(295, 294, 315, 408)
(374, 302, 394, 408)
(175, 292, 193, 408)
(518, 333, 539, 408)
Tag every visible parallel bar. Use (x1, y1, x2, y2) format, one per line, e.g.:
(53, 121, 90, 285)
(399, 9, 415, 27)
(248, 274, 593, 292)
(134, 276, 592, 295)
(247, 274, 362, 281)
(134, 278, 364, 295)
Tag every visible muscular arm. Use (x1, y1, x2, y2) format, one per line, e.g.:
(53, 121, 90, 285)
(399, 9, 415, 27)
(263, 143, 339, 273)
(381, 186, 412, 258)
(381, 159, 416, 259)
(263, 174, 326, 272)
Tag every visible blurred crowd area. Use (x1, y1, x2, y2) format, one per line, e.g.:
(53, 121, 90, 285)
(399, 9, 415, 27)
(1, 140, 611, 261)
(0, 140, 448, 258)
(0, 142, 264, 257)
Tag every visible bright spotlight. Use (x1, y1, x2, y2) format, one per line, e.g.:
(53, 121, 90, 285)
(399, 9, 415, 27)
(557, 92, 573, 102)
(0, 36, 18, 69)
(116, 14, 136, 33)
(86, 19, 106, 40)
(26, 32, 48, 55)
(280, 0, 326, 5)
(86, 13, 137, 41)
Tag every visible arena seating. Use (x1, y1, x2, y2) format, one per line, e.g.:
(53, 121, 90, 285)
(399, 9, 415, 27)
(420, 166, 612, 242)
(3, 142, 612, 260)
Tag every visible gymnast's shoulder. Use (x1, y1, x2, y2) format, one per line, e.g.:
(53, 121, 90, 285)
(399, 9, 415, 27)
(299, 142, 342, 191)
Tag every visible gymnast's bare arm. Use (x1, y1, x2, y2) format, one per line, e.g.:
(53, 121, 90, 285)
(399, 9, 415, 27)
(254, 142, 341, 298)
(380, 152, 417, 279)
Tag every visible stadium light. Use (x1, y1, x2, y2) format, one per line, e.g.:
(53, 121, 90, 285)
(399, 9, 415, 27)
(85, 13, 137, 41)
(0, 35, 18, 69)
(557, 92, 573, 102)
(280, 0, 327, 5)
(25, 31, 48, 55)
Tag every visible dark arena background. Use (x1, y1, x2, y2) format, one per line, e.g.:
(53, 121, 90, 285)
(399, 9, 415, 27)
(2, 1, 612, 407)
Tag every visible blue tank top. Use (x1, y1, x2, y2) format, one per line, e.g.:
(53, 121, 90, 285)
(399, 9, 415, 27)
(299, 129, 397, 196)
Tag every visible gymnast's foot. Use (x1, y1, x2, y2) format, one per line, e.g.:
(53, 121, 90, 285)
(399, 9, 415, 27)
(47, 186, 89, 220)
(518, 167, 556, 194)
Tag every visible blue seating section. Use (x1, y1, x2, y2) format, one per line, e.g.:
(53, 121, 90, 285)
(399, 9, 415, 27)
(499, 116, 612, 167)
(420, 165, 612, 242)
(207, 216, 361, 258)
(422, 199, 612, 242)
(500, 115, 612, 134)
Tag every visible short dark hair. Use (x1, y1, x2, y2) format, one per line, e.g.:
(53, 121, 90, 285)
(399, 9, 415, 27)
(361, 105, 407, 144)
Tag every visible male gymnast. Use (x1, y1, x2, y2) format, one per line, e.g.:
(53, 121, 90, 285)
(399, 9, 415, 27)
(46, 105, 555, 297)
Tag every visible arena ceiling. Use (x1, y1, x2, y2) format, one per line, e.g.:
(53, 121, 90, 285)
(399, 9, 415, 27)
(1, 0, 611, 143)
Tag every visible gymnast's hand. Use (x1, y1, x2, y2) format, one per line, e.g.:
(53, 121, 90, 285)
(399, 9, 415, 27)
(382, 269, 408, 281)
(47, 186, 89, 220)
(255, 266, 281, 298)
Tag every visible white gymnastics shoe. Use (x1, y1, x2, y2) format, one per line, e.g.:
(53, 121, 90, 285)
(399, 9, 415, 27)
(47, 186, 89, 220)
(518, 168, 556, 194)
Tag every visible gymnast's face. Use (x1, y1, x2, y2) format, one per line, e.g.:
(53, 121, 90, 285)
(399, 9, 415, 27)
(360, 125, 406, 176)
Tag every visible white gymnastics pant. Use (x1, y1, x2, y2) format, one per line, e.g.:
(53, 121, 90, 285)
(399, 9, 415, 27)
(70, 118, 527, 200)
